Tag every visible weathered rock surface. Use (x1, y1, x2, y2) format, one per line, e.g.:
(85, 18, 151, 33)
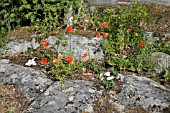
(24, 80, 104, 113)
(0, 59, 105, 113)
(151, 52, 170, 74)
(117, 74, 170, 113)
(1, 35, 104, 61)
(47, 35, 104, 61)
(84, 0, 170, 5)
(0, 59, 169, 113)
(0, 59, 53, 101)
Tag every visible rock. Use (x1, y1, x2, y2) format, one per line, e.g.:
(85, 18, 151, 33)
(84, 0, 117, 5)
(2, 34, 104, 61)
(3, 38, 40, 55)
(24, 80, 104, 113)
(151, 52, 170, 74)
(31, 38, 40, 49)
(0, 59, 53, 101)
(6, 39, 31, 54)
(84, 0, 170, 5)
(117, 74, 170, 113)
(47, 35, 104, 61)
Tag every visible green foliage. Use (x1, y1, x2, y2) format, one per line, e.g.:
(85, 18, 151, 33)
(0, 0, 85, 44)
(92, 3, 155, 72)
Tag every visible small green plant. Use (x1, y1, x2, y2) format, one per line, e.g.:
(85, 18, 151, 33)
(91, 2, 155, 72)
(98, 71, 118, 89)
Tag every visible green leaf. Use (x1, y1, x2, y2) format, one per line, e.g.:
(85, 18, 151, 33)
(10, 13, 15, 18)
(33, 0, 38, 4)
(128, 66, 136, 71)
(21, 0, 28, 4)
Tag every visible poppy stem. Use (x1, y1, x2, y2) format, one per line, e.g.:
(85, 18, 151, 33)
(69, 34, 71, 52)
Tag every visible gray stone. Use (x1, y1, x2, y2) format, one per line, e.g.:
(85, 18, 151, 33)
(2, 34, 104, 61)
(84, 0, 170, 6)
(31, 38, 40, 49)
(0, 59, 53, 101)
(151, 52, 170, 74)
(47, 35, 104, 61)
(84, 0, 117, 5)
(117, 74, 170, 113)
(24, 80, 104, 113)
(6, 39, 31, 54)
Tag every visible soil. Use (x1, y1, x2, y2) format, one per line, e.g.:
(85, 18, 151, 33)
(0, 2, 170, 113)
(0, 85, 28, 113)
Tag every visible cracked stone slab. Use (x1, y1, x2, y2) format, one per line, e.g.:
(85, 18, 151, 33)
(24, 80, 104, 113)
(117, 74, 170, 113)
(0, 59, 53, 101)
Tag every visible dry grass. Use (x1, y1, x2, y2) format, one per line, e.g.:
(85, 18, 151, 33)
(0, 85, 28, 113)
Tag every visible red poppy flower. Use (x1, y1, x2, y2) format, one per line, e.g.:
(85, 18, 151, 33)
(41, 58, 48, 64)
(43, 41, 49, 47)
(77, 62, 81, 65)
(134, 33, 138, 37)
(96, 33, 101, 38)
(53, 58, 58, 64)
(66, 26, 73, 33)
(102, 22, 108, 27)
(166, 38, 170, 43)
(103, 32, 109, 38)
(126, 29, 131, 33)
(140, 41, 145, 46)
(66, 56, 74, 64)
(83, 53, 88, 57)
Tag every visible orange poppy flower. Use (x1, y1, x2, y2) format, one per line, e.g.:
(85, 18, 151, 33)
(41, 58, 48, 64)
(96, 33, 101, 38)
(166, 38, 170, 43)
(77, 62, 81, 65)
(43, 41, 49, 47)
(66, 26, 73, 33)
(53, 58, 58, 64)
(83, 53, 88, 57)
(102, 22, 108, 27)
(66, 56, 74, 64)
(103, 32, 109, 38)
(140, 41, 145, 46)
(126, 29, 131, 33)
(134, 33, 138, 37)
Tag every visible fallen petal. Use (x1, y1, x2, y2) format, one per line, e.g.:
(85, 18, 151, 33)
(104, 72, 111, 76)
(83, 72, 92, 76)
(106, 76, 115, 80)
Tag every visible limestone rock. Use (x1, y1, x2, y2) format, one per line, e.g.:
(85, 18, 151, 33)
(0, 59, 53, 101)
(47, 35, 104, 61)
(24, 80, 104, 113)
(117, 74, 170, 113)
(151, 52, 170, 74)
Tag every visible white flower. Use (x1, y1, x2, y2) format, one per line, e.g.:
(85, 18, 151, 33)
(106, 76, 115, 81)
(104, 72, 111, 76)
(25, 57, 37, 66)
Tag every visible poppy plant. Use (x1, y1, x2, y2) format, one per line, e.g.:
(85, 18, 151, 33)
(166, 38, 170, 43)
(77, 62, 81, 65)
(134, 33, 139, 37)
(126, 29, 131, 33)
(43, 41, 49, 47)
(66, 56, 74, 64)
(83, 53, 88, 57)
(102, 22, 108, 27)
(103, 32, 109, 38)
(66, 26, 73, 33)
(96, 33, 101, 38)
(140, 41, 145, 46)
(53, 58, 58, 64)
(41, 58, 48, 64)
